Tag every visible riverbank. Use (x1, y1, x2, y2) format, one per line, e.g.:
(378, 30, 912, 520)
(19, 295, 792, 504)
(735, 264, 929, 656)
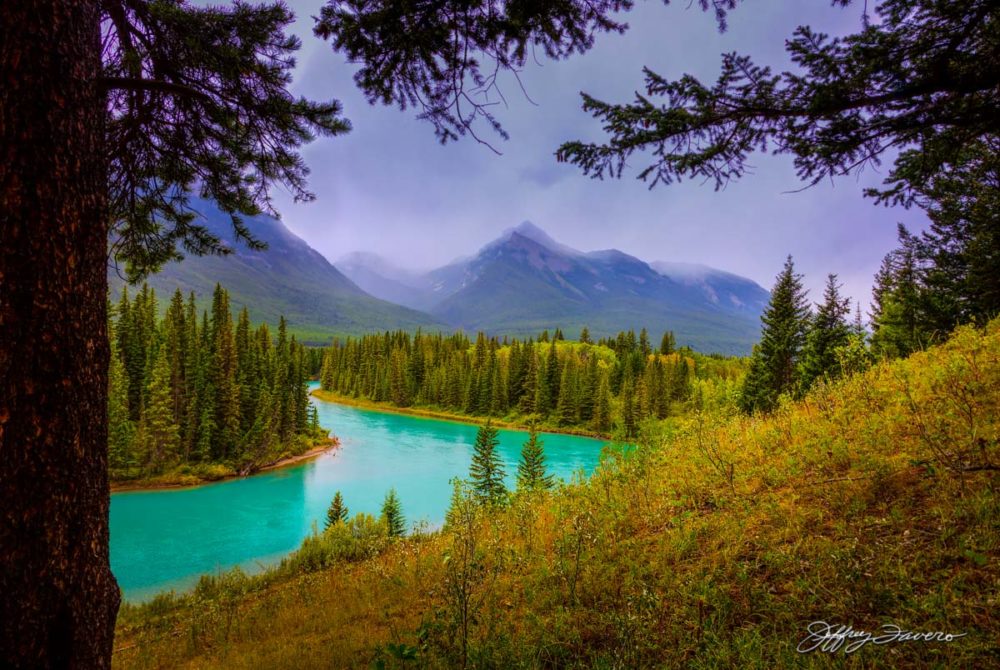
(310, 388, 611, 440)
(110, 436, 340, 493)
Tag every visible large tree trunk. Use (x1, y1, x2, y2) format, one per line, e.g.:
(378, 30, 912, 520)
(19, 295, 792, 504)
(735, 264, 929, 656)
(0, 1, 120, 668)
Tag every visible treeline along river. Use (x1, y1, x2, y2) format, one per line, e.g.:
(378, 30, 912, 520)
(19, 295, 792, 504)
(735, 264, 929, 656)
(110, 383, 606, 600)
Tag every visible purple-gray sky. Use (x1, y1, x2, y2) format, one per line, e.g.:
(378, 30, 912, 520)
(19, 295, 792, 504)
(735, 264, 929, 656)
(269, 0, 929, 310)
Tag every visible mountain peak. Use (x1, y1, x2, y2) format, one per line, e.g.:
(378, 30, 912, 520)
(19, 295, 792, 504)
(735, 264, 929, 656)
(496, 221, 580, 256)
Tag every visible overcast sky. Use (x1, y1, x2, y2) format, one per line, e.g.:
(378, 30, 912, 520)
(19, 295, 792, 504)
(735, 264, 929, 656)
(269, 0, 929, 309)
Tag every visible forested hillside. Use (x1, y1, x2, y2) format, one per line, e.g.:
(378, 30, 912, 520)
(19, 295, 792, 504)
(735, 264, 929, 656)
(114, 319, 1000, 668)
(317, 328, 745, 437)
(109, 283, 328, 486)
(108, 199, 446, 344)
(337, 223, 768, 354)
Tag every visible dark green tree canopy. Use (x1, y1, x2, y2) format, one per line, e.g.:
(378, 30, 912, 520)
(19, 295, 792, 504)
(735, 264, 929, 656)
(869, 139, 1000, 357)
(881, 140, 1000, 328)
(103, 0, 350, 280)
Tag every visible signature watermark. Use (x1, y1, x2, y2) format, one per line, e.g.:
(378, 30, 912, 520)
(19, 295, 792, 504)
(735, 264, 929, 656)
(797, 621, 967, 654)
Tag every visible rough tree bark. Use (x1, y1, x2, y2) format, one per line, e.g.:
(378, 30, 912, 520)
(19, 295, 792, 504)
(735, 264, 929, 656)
(1, 1, 121, 668)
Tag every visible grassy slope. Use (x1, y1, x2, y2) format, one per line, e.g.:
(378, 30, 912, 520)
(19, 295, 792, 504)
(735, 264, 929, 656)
(114, 322, 1000, 668)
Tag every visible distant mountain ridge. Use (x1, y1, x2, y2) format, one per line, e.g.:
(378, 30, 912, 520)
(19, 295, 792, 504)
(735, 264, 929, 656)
(113, 205, 767, 353)
(108, 199, 445, 343)
(337, 222, 769, 354)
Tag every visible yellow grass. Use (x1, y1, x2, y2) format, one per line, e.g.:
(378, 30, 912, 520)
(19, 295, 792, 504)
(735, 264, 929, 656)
(115, 321, 1000, 668)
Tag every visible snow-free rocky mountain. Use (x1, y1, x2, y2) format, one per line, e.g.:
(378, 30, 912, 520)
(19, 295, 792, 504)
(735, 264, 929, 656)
(108, 199, 446, 343)
(111, 203, 767, 353)
(338, 222, 769, 355)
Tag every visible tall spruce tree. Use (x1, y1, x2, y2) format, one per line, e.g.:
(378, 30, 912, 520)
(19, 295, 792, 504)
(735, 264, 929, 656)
(108, 314, 135, 475)
(210, 285, 241, 460)
(519, 348, 539, 414)
(593, 370, 613, 434)
(876, 140, 1000, 330)
(325, 491, 348, 529)
(381, 489, 406, 538)
(621, 378, 638, 440)
(541, 340, 561, 415)
(578, 356, 597, 423)
(139, 347, 181, 472)
(469, 421, 507, 505)
(740, 256, 811, 413)
(555, 356, 579, 426)
(870, 228, 930, 359)
(799, 274, 852, 393)
(517, 424, 554, 492)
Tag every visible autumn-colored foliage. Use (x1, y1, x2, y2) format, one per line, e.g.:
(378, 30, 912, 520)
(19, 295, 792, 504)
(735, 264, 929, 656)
(115, 321, 1000, 668)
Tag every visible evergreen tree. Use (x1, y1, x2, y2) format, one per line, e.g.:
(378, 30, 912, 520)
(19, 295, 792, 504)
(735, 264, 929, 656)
(381, 488, 406, 538)
(669, 358, 691, 402)
(639, 328, 651, 357)
(308, 405, 321, 432)
(621, 379, 638, 439)
(541, 340, 561, 415)
(870, 226, 934, 358)
(163, 289, 188, 427)
(740, 256, 811, 413)
(593, 370, 612, 434)
(799, 274, 852, 392)
(578, 355, 597, 422)
(325, 491, 348, 529)
(659, 331, 676, 355)
(555, 356, 578, 426)
(182, 293, 203, 460)
(879, 140, 1000, 331)
(488, 354, 507, 415)
(139, 347, 180, 471)
(851, 301, 866, 337)
(235, 306, 255, 434)
(194, 396, 216, 464)
(518, 348, 538, 414)
(469, 421, 507, 505)
(242, 384, 276, 463)
(579, 327, 591, 344)
(108, 315, 135, 475)
(210, 285, 240, 460)
(517, 424, 554, 491)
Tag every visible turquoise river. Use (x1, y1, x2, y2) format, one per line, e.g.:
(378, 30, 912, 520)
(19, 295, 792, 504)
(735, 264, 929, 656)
(110, 383, 607, 601)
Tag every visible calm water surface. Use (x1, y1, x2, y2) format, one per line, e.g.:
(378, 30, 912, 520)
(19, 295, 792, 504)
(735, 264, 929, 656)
(110, 383, 606, 601)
